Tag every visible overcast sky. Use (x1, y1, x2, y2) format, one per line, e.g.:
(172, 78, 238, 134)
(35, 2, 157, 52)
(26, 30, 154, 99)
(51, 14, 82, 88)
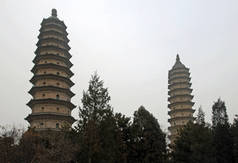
(1, 0, 238, 131)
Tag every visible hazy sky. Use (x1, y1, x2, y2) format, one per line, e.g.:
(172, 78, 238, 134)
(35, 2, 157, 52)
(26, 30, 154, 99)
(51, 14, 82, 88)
(1, 0, 238, 131)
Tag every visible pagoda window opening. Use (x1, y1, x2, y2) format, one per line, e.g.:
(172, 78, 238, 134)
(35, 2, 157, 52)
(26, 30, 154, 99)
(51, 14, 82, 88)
(44, 71, 46, 74)
(40, 123, 44, 126)
(56, 82, 60, 86)
(56, 94, 59, 99)
(57, 72, 60, 75)
(43, 82, 46, 85)
(56, 123, 59, 128)
(41, 107, 44, 110)
(42, 94, 45, 97)
(45, 61, 47, 63)
(57, 62, 59, 65)
(57, 107, 59, 111)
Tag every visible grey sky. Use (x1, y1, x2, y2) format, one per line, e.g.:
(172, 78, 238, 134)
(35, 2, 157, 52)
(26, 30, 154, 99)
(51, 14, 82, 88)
(1, 0, 238, 131)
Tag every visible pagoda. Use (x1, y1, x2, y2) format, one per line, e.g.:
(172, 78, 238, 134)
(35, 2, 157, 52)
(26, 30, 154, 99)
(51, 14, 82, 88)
(168, 54, 195, 144)
(25, 9, 76, 131)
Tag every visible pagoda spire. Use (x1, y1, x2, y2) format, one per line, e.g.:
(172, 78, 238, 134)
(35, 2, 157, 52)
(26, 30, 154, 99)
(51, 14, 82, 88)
(51, 8, 57, 17)
(176, 54, 180, 62)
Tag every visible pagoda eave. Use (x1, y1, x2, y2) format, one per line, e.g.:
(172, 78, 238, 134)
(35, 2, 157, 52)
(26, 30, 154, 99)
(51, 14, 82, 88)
(33, 54, 73, 68)
(30, 74, 74, 87)
(168, 124, 186, 131)
(169, 70, 190, 76)
(25, 113, 76, 124)
(168, 88, 193, 95)
(39, 25, 68, 35)
(170, 66, 189, 72)
(27, 98, 76, 110)
(168, 108, 195, 115)
(38, 31, 69, 42)
(40, 21, 66, 30)
(34, 45, 72, 59)
(168, 82, 192, 89)
(29, 86, 75, 97)
(169, 76, 191, 83)
(168, 101, 195, 108)
(41, 18, 67, 29)
(36, 38, 70, 50)
(31, 63, 74, 77)
(168, 116, 195, 123)
(168, 94, 194, 101)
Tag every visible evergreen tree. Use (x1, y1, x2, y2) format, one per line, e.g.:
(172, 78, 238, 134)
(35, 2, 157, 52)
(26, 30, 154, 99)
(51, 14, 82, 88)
(212, 98, 229, 127)
(172, 122, 215, 163)
(129, 106, 167, 163)
(213, 123, 234, 163)
(196, 106, 205, 125)
(114, 112, 132, 162)
(75, 73, 120, 163)
(231, 115, 238, 163)
(211, 98, 234, 163)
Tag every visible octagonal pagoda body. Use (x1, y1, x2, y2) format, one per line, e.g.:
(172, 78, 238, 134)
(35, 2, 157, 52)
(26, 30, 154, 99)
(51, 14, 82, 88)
(168, 55, 195, 144)
(25, 9, 76, 131)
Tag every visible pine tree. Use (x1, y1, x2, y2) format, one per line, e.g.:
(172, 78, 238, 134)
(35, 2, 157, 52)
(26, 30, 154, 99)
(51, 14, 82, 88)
(172, 122, 215, 163)
(196, 106, 205, 125)
(212, 98, 229, 127)
(231, 115, 238, 163)
(211, 98, 234, 163)
(129, 106, 167, 163)
(75, 73, 118, 163)
(114, 112, 132, 162)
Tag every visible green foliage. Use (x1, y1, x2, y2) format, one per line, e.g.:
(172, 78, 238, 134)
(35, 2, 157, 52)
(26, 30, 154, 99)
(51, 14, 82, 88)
(196, 106, 205, 125)
(211, 98, 234, 163)
(75, 74, 167, 162)
(0, 128, 78, 163)
(75, 73, 127, 163)
(172, 122, 215, 163)
(128, 106, 167, 163)
(213, 123, 234, 163)
(212, 98, 229, 127)
(231, 115, 238, 163)
(2, 74, 238, 162)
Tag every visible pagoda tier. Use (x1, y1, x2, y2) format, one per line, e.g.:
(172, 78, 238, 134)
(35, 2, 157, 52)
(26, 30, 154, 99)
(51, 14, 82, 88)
(34, 45, 72, 59)
(168, 55, 195, 144)
(27, 99, 76, 110)
(30, 74, 74, 88)
(25, 9, 76, 131)
(33, 53, 73, 68)
(31, 63, 74, 77)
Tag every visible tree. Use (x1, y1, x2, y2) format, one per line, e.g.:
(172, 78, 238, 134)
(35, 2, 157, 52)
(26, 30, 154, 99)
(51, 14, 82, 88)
(231, 115, 238, 163)
(211, 98, 234, 163)
(212, 98, 229, 127)
(0, 126, 78, 163)
(114, 112, 132, 162)
(0, 126, 20, 163)
(75, 73, 119, 163)
(172, 122, 215, 163)
(196, 106, 205, 125)
(129, 106, 167, 163)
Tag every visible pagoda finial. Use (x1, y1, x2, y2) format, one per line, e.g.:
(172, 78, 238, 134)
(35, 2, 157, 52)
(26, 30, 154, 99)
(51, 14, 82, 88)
(51, 8, 57, 17)
(176, 54, 180, 62)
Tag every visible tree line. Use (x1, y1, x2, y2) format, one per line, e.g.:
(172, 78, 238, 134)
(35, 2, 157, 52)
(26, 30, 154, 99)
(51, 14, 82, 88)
(0, 73, 237, 163)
